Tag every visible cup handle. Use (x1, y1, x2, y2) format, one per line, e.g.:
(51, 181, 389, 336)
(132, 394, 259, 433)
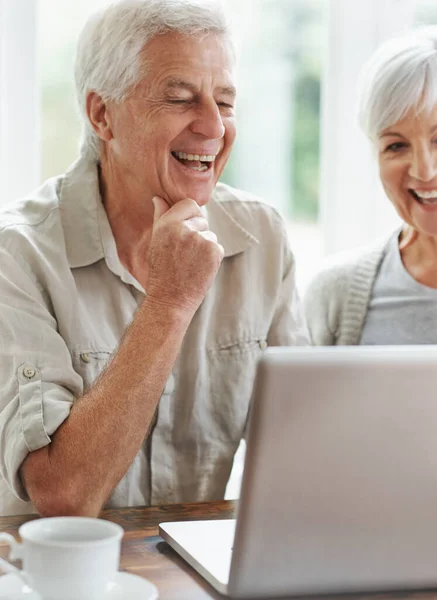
(0, 533, 29, 586)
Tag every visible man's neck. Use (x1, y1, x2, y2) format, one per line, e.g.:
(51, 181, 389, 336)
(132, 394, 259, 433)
(98, 158, 154, 275)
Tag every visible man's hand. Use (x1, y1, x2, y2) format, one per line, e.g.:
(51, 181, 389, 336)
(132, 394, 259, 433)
(145, 196, 224, 315)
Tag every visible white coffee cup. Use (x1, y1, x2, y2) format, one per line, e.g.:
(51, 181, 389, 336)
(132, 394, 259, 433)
(0, 516, 124, 600)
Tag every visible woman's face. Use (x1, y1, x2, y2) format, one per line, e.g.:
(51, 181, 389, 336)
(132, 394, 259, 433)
(378, 105, 437, 236)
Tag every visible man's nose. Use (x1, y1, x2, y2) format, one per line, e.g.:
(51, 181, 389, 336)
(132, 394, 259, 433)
(409, 146, 437, 182)
(190, 100, 225, 140)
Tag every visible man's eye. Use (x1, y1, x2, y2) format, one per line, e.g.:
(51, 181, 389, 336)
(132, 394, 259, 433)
(218, 102, 235, 113)
(168, 99, 190, 104)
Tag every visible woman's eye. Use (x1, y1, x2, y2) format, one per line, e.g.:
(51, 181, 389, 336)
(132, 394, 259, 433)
(385, 142, 406, 152)
(168, 99, 190, 105)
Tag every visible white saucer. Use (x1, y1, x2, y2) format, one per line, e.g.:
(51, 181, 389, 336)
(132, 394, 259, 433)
(0, 571, 159, 599)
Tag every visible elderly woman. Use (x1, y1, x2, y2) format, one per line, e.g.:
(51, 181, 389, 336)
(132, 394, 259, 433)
(305, 27, 437, 346)
(0, 0, 308, 517)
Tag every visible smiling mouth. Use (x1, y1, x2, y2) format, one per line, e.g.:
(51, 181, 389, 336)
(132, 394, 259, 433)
(410, 189, 437, 205)
(171, 151, 216, 172)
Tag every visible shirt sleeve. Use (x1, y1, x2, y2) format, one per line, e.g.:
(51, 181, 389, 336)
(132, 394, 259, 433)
(0, 247, 83, 501)
(266, 220, 311, 347)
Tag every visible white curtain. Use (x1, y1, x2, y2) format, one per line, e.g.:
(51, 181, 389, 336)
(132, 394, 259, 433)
(0, 0, 39, 206)
(320, 0, 415, 255)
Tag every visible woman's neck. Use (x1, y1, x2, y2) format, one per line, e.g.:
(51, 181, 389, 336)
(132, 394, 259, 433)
(399, 228, 437, 289)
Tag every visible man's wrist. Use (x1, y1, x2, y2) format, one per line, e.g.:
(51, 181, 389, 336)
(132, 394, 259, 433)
(140, 294, 196, 328)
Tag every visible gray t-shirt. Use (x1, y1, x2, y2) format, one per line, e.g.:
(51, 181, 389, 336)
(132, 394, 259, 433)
(360, 230, 437, 345)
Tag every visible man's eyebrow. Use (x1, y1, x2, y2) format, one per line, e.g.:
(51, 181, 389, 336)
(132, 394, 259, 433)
(218, 86, 237, 99)
(164, 78, 198, 93)
(164, 78, 236, 98)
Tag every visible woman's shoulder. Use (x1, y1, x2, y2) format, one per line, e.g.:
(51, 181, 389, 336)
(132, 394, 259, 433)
(308, 238, 387, 293)
(304, 234, 393, 345)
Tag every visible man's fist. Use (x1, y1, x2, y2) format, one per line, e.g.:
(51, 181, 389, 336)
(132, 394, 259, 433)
(145, 196, 224, 315)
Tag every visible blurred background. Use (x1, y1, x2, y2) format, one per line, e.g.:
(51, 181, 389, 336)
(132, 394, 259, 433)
(1, 0, 437, 291)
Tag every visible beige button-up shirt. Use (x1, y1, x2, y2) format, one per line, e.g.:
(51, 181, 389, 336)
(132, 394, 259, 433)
(0, 157, 309, 516)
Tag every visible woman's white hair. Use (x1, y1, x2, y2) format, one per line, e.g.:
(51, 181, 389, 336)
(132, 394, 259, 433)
(358, 26, 437, 140)
(74, 0, 233, 160)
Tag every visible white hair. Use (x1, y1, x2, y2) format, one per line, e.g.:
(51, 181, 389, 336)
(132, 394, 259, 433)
(357, 26, 437, 140)
(74, 0, 233, 160)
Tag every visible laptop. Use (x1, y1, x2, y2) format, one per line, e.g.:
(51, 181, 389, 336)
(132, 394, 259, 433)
(160, 346, 437, 598)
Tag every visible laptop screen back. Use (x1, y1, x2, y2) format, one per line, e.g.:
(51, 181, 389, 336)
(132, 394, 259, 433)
(229, 346, 437, 597)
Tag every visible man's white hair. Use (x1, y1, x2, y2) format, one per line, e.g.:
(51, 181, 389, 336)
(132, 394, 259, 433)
(74, 0, 233, 160)
(358, 26, 437, 140)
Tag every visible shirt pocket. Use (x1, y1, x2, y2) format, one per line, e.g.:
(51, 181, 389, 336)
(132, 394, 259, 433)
(206, 337, 268, 442)
(71, 351, 113, 392)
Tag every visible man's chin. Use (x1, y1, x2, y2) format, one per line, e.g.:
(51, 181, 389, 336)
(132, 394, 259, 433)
(192, 181, 219, 206)
(166, 184, 216, 207)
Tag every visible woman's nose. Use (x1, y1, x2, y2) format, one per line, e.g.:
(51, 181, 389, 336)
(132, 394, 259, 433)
(409, 147, 437, 182)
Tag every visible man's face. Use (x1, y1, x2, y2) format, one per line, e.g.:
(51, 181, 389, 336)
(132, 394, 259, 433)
(103, 31, 237, 208)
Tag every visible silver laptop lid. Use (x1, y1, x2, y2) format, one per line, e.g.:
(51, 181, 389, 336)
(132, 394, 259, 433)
(229, 346, 437, 597)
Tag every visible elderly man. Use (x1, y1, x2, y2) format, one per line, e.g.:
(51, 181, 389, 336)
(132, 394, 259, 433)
(0, 0, 309, 517)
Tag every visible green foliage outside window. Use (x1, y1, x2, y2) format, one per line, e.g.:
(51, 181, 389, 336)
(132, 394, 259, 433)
(221, 0, 323, 221)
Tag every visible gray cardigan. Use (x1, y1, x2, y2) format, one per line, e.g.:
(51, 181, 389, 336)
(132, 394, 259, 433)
(304, 235, 393, 345)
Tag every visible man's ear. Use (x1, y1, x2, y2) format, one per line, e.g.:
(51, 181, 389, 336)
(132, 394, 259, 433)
(86, 91, 113, 142)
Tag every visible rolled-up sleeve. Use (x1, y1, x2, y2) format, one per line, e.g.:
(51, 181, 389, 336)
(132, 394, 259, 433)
(0, 247, 83, 501)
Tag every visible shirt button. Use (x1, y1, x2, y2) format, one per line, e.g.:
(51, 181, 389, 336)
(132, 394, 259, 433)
(259, 340, 268, 350)
(23, 366, 36, 379)
(80, 353, 90, 363)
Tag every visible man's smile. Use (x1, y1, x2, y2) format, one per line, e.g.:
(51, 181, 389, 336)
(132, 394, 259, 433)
(171, 150, 218, 172)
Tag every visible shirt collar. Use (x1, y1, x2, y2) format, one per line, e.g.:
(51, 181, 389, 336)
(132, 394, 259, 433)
(96, 199, 146, 293)
(207, 185, 259, 257)
(59, 157, 104, 269)
(60, 157, 258, 274)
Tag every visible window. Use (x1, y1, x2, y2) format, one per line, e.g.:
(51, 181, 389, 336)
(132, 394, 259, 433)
(38, 0, 110, 182)
(319, 0, 415, 258)
(0, 0, 39, 203)
(228, 0, 326, 290)
(416, 0, 437, 24)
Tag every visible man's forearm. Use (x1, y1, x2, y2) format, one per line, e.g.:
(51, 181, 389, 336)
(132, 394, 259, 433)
(21, 298, 192, 516)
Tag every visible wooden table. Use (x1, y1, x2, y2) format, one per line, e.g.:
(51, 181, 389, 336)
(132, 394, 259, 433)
(1, 501, 437, 600)
(0, 501, 235, 599)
